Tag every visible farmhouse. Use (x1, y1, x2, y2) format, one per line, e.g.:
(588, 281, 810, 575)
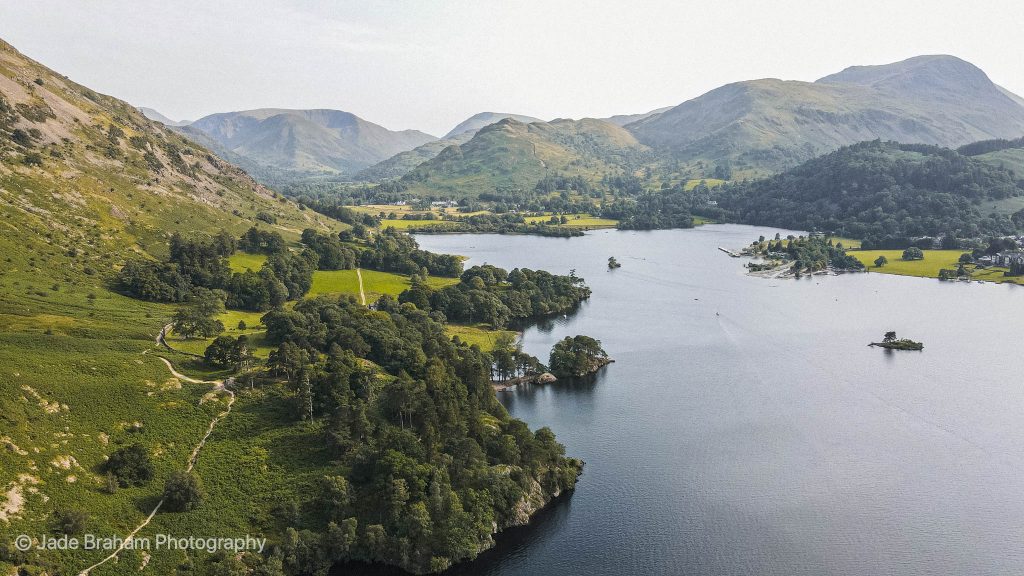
(992, 251, 1024, 267)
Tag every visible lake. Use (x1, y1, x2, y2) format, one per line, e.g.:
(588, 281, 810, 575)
(412, 225, 1024, 575)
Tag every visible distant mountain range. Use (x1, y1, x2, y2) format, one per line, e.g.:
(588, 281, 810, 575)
(145, 54, 1024, 196)
(602, 106, 673, 127)
(626, 55, 1024, 175)
(176, 108, 436, 178)
(137, 106, 191, 126)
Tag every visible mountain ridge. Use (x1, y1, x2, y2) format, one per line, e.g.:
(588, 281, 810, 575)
(626, 54, 1024, 175)
(183, 107, 437, 177)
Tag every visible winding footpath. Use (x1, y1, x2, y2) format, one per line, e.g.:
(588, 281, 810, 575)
(78, 335, 234, 576)
(356, 267, 367, 305)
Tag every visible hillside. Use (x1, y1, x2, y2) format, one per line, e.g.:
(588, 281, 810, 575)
(0, 36, 335, 573)
(628, 55, 1024, 176)
(401, 117, 651, 197)
(0, 37, 583, 576)
(715, 140, 1024, 246)
(356, 112, 543, 181)
(443, 111, 542, 139)
(601, 106, 672, 127)
(0, 41, 335, 267)
(184, 108, 436, 179)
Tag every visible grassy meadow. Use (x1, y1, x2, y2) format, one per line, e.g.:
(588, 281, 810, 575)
(852, 249, 1024, 284)
(445, 324, 519, 352)
(522, 214, 618, 228)
(227, 251, 268, 272)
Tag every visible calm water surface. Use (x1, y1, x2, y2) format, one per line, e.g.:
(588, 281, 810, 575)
(414, 225, 1024, 575)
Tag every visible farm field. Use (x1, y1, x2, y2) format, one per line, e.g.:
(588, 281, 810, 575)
(523, 214, 618, 228)
(445, 324, 519, 352)
(851, 250, 1024, 284)
(380, 218, 452, 230)
(227, 251, 268, 272)
(309, 268, 459, 300)
(167, 309, 277, 358)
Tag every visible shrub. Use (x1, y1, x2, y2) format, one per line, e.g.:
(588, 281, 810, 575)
(104, 443, 154, 487)
(901, 247, 924, 261)
(162, 470, 205, 512)
(51, 508, 88, 535)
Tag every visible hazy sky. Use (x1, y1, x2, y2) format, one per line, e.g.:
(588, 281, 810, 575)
(1, 0, 1023, 136)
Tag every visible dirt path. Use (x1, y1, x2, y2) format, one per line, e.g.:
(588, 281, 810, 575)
(78, 356, 234, 576)
(356, 267, 367, 306)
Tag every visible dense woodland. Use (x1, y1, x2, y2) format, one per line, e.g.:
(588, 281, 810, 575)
(208, 289, 584, 574)
(751, 235, 864, 274)
(399, 264, 592, 329)
(717, 141, 1024, 248)
(112, 224, 591, 574)
(116, 227, 465, 312)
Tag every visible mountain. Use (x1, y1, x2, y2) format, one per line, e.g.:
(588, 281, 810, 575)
(0, 36, 345, 574)
(184, 108, 436, 179)
(356, 112, 544, 181)
(401, 117, 650, 197)
(0, 39, 333, 268)
(715, 140, 1024, 245)
(601, 106, 672, 126)
(627, 55, 1024, 176)
(443, 111, 542, 139)
(137, 106, 191, 126)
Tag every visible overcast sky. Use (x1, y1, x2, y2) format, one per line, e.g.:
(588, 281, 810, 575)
(1, 0, 1023, 136)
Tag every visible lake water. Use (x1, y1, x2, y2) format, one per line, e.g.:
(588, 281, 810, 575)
(414, 225, 1024, 576)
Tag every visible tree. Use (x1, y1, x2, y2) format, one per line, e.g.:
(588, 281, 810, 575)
(608, 256, 621, 269)
(204, 335, 254, 370)
(490, 332, 518, 382)
(104, 444, 154, 487)
(269, 341, 309, 383)
(959, 253, 974, 264)
(162, 470, 205, 512)
(883, 331, 897, 343)
(874, 255, 888, 268)
(901, 247, 924, 261)
(51, 508, 88, 535)
(173, 289, 225, 339)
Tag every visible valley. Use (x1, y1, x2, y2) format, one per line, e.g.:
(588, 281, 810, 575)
(3, 9, 1024, 576)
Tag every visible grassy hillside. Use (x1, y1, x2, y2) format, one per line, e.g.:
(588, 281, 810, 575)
(628, 55, 1024, 175)
(0, 37, 345, 574)
(401, 117, 652, 197)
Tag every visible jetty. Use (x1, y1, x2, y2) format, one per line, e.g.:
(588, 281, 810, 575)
(718, 246, 741, 257)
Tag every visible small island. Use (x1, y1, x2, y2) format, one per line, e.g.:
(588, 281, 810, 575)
(869, 331, 924, 350)
(608, 256, 622, 269)
(549, 335, 613, 378)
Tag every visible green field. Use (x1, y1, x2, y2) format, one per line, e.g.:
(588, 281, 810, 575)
(227, 251, 268, 272)
(684, 178, 726, 190)
(445, 324, 518, 352)
(380, 218, 452, 230)
(523, 213, 618, 228)
(167, 309, 276, 359)
(852, 249, 1024, 284)
(309, 268, 459, 301)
